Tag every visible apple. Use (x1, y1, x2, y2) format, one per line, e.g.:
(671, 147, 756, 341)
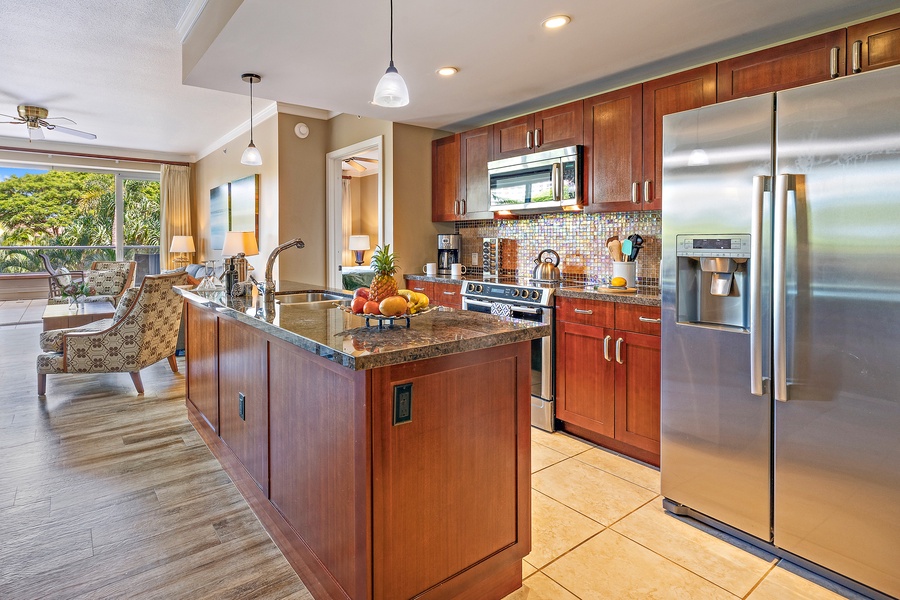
(363, 300, 381, 315)
(351, 296, 367, 314)
(354, 287, 370, 300)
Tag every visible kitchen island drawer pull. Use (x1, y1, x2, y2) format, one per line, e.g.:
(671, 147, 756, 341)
(615, 337, 624, 364)
(573, 308, 593, 315)
(603, 335, 611, 361)
(638, 316, 661, 323)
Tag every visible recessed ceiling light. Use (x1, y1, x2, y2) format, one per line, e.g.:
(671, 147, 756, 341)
(437, 67, 459, 76)
(542, 15, 571, 29)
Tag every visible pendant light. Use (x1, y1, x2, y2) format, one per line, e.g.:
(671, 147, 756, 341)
(241, 73, 263, 166)
(372, 0, 409, 107)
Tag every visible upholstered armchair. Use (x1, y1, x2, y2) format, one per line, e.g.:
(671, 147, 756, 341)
(40, 254, 136, 307)
(37, 271, 189, 396)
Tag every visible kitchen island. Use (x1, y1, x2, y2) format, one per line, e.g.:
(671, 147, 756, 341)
(176, 282, 548, 600)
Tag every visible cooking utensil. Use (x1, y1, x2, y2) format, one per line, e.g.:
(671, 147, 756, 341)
(621, 239, 633, 261)
(627, 234, 644, 261)
(532, 249, 561, 281)
(607, 239, 623, 262)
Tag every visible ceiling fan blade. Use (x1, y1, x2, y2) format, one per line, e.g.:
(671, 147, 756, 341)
(0, 113, 22, 121)
(2, 120, 25, 124)
(345, 159, 367, 172)
(44, 116, 77, 124)
(350, 156, 379, 163)
(46, 124, 97, 140)
(28, 127, 45, 141)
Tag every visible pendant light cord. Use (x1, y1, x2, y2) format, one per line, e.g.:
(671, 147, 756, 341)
(249, 78, 254, 143)
(389, 0, 394, 65)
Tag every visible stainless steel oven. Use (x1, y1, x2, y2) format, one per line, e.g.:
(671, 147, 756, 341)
(460, 281, 556, 431)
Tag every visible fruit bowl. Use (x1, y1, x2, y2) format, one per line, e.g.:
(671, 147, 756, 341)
(335, 301, 437, 328)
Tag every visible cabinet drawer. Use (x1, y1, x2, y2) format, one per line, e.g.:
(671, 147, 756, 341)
(404, 279, 434, 300)
(432, 282, 462, 309)
(556, 297, 614, 327)
(615, 303, 661, 335)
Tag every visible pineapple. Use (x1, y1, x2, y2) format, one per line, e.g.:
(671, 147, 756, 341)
(369, 244, 399, 302)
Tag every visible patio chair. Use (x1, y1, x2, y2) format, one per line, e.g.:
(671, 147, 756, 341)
(40, 253, 136, 307)
(36, 271, 189, 396)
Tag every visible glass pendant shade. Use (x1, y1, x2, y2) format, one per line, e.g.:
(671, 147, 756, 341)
(241, 141, 262, 166)
(373, 62, 409, 107)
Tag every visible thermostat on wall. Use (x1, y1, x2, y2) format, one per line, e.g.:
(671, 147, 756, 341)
(294, 123, 310, 138)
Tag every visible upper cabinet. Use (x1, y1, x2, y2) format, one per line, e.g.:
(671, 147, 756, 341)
(717, 30, 846, 102)
(431, 126, 494, 222)
(584, 65, 716, 212)
(847, 12, 900, 73)
(492, 100, 583, 160)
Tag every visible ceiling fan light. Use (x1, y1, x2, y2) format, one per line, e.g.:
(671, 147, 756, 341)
(373, 63, 410, 107)
(241, 141, 262, 166)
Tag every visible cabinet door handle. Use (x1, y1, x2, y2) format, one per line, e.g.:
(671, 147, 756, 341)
(852, 40, 862, 73)
(638, 316, 661, 323)
(534, 128, 542, 148)
(460, 198, 466, 215)
(442, 291, 456, 296)
(643, 180, 652, 204)
(615, 337, 624, 364)
(603, 335, 611, 362)
(830, 46, 840, 78)
(573, 308, 593, 315)
(454, 200, 460, 215)
(631, 181, 640, 204)
(526, 130, 533, 149)
(413, 286, 425, 291)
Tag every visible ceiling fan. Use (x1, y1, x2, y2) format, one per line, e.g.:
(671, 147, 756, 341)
(1, 105, 97, 141)
(342, 156, 379, 172)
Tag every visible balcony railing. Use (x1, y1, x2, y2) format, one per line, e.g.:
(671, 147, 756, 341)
(0, 245, 161, 283)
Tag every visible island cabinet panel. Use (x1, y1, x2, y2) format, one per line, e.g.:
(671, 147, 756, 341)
(268, 338, 370, 600)
(371, 343, 531, 600)
(217, 317, 269, 495)
(717, 30, 846, 102)
(847, 12, 900, 73)
(185, 301, 218, 432)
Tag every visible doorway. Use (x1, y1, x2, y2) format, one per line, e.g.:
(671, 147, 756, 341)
(325, 136, 386, 290)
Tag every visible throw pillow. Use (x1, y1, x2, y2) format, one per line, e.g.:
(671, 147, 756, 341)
(56, 267, 72, 288)
(84, 269, 128, 296)
(113, 288, 140, 322)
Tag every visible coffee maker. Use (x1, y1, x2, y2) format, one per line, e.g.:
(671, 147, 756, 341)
(437, 234, 461, 275)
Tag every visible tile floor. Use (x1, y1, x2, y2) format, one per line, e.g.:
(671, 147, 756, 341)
(503, 428, 872, 600)
(0, 298, 47, 326)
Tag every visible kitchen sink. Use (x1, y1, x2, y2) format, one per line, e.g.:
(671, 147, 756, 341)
(274, 291, 350, 308)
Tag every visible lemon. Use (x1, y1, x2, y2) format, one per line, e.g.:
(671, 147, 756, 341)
(611, 276, 627, 287)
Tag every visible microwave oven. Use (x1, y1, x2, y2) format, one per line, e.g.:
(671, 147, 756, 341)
(487, 145, 582, 213)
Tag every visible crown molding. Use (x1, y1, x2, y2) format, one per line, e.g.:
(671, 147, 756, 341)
(176, 0, 209, 43)
(196, 100, 279, 161)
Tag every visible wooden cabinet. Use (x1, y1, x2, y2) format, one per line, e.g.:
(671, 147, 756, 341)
(459, 125, 494, 219)
(217, 317, 269, 495)
(432, 281, 462, 309)
(584, 65, 715, 212)
(404, 278, 434, 301)
(185, 301, 219, 432)
(431, 126, 493, 221)
(556, 297, 661, 464)
(717, 30, 846, 102)
(641, 64, 717, 208)
(431, 134, 460, 222)
(493, 100, 583, 160)
(847, 12, 900, 74)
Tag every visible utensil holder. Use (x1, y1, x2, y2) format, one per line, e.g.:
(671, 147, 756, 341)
(612, 261, 637, 288)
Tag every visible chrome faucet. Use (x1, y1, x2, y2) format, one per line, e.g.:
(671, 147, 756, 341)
(257, 237, 305, 297)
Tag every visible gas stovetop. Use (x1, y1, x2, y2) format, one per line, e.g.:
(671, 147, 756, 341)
(460, 279, 557, 307)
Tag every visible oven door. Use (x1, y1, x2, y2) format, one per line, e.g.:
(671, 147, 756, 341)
(462, 298, 555, 430)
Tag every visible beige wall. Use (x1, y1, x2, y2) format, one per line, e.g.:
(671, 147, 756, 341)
(358, 175, 379, 243)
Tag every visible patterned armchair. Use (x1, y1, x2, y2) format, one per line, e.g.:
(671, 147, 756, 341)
(37, 271, 189, 396)
(40, 254, 136, 307)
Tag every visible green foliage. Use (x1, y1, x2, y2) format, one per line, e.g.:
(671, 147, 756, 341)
(0, 170, 160, 273)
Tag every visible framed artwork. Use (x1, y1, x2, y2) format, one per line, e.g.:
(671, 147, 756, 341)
(209, 182, 229, 251)
(229, 174, 259, 240)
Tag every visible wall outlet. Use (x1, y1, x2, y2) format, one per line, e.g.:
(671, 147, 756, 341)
(393, 383, 412, 425)
(471, 252, 479, 265)
(238, 392, 246, 420)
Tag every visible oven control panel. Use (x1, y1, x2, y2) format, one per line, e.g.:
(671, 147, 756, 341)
(462, 281, 554, 307)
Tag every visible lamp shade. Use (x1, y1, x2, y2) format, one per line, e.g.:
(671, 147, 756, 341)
(241, 142, 262, 166)
(348, 235, 371, 251)
(373, 63, 410, 107)
(222, 231, 260, 257)
(169, 235, 195, 253)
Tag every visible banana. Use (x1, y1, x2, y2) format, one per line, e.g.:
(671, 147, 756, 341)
(414, 293, 429, 310)
(397, 289, 419, 313)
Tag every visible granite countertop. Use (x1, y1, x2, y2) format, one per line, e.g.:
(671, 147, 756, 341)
(403, 274, 661, 307)
(175, 280, 549, 371)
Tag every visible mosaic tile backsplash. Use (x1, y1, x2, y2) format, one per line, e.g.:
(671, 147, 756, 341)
(455, 210, 661, 287)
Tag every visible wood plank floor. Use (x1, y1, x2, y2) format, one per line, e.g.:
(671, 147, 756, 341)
(0, 323, 313, 599)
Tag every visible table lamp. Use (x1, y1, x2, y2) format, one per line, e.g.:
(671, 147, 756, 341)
(348, 235, 371, 266)
(222, 231, 260, 283)
(169, 235, 195, 267)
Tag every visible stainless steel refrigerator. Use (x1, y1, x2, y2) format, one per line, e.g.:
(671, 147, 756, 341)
(660, 65, 900, 599)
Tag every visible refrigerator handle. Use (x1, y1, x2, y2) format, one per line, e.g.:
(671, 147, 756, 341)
(773, 174, 792, 402)
(750, 175, 767, 396)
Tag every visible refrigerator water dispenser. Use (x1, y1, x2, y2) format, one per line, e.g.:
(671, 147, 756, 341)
(675, 234, 750, 329)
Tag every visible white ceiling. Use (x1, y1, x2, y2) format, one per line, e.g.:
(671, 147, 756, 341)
(1, 0, 898, 161)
